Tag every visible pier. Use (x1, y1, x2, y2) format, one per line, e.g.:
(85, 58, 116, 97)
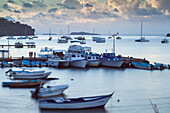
(0, 44, 36, 48)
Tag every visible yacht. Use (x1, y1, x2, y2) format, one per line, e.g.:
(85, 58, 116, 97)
(135, 22, 150, 42)
(100, 53, 124, 68)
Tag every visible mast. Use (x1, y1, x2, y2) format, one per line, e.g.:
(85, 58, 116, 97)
(67, 25, 70, 35)
(140, 21, 143, 38)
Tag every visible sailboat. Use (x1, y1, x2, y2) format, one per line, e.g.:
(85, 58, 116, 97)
(48, 27, 52, 41)
(135, 22, 150, 42)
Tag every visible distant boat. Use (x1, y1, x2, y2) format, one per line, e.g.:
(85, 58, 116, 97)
(74, 36, 85, 40)
(92, 37, 98, 41)
(15, 41, 23, 48)
(135, 22, 150, 42)
(39, 92, 114, 109)
(131, 62, 160, 70)
(26, 41, 35, 44)
(31, 84, 69, 98)
(96, 37, 105, 43)
(70, 40, 80, 43)
(58, 38, 68, 43)
(166, 33, 170, 37)
(116, 36, 122, 39)
(161, 38, 169, 43)
(6, 36, 16, 40)
(32, 36, 38, 38)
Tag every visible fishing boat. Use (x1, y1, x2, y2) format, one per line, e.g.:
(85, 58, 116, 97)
(31, 85, 69, 98)
(100, 53, 124, 68)
(46, 58, 59, 67)
(86, 54, 100, 67)
(69, 53, 88, 68)
(10, 72, 51, 80)
(2, 80, 46, 88)
(52, 50, 69, 67)
(39, 92, 114, 109)
(135, 22, 150, 42)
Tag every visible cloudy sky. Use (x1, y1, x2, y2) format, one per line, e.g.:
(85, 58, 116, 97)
(0, 0, 170, 35)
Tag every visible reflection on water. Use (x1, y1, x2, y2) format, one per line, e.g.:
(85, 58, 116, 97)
(40, 108, 108, 113)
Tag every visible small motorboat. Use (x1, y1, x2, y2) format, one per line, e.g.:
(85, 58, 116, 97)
(161, 38, 169, 43)
(2, 80, 46, 88)
(10, 72, 51, 80)
(31, 84, 69, 98)
(39, 92, 114, 109)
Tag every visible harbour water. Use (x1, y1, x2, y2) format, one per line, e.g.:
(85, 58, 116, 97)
(0, 35, 170, 113)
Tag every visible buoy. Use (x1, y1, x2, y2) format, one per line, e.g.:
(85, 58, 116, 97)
(117, 99, 120, 102)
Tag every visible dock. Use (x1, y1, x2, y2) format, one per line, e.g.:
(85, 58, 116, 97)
(0, 44, 36, 48)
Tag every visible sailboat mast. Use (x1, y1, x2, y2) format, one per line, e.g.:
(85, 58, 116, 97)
(140, 21, 143, 38)
(49, 27, 51, 38)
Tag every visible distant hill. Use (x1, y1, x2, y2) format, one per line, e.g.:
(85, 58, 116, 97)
(0, 17, 35, 37)
(70, 32, 100, 35)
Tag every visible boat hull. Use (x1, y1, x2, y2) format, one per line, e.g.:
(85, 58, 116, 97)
(34, 85, 69, 97)
(59, 60, 69, 67)
(39, 93, 113, 109)
(47, 59, 59, 67)
(12, 72, 51, 80)
(87, 60, 100, 67)
(9, 80, 46, 88)
(101, 60, 124, 68)
(70, 60, 88, 68)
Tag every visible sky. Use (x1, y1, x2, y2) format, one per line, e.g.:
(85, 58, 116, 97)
(0, 0, 170, 35)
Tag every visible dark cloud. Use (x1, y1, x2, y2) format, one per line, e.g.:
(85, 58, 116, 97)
(57, 3, 76, 9)
(7, 0, 15, 4)
(48, 8, 58, 13)
(135, 8, 162, 16)
(32, 1, 47, 8)
(2, 4, 9, 9)
(114, 8, 119, 12)
(23, 3, 33, 8)
(14, 10, 21, 13)
(85, 3, 93, 7)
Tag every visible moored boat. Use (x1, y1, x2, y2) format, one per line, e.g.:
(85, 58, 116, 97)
(39, 92, 114, 109)
(3, 80, 46, 88)
(100, 53, 124, 68)
(10, 72, 51, 80)
(31, 84, 69, 98)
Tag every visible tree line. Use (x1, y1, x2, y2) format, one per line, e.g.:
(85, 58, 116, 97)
(0, 18, 35, 37)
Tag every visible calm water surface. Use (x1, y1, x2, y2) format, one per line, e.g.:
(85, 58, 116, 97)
(0, 35, 170, 113)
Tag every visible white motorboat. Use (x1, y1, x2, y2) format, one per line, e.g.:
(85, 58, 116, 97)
(6, 68, 45, 76)
(39, 92, 114, 109)
(52, 50, 69, 67)
(10, 72, 51, 80)
(100, 53, 124, 68)
(47, 59, 59, 67)
(69, 53, 88, 68)
(86, 55, 100, 67)
(31, 85, 69, 98)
